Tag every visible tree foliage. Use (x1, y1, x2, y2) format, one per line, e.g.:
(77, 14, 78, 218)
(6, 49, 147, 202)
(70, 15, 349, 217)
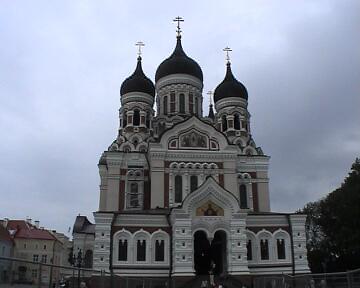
(300, 158, 360, 272)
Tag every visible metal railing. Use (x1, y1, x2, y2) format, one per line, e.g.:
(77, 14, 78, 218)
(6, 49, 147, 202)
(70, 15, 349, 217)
(254, 268, 360, 288)
(2, 256, 360, 288)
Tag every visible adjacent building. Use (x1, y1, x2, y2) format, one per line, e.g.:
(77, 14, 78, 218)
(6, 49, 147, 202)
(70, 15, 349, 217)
(1, 218, 70, 285)
(0, 222, 13, 283)
(72, 215, 95, 268)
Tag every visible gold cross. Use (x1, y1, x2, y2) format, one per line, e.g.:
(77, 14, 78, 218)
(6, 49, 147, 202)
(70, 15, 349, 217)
(135, 41, 145, 57)
(207, 91, 213, 105)
(223, 47, 232, 63)
(173, 16, 184, 37)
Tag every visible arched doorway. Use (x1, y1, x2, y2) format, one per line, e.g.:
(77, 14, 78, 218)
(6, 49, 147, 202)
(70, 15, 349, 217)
(211, 230, 227, 275)
(194, 230, 211, 275)
(193, 230, 227, 275)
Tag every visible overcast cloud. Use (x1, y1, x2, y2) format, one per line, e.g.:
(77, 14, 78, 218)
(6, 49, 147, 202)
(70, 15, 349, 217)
(0, 0, 359, 236)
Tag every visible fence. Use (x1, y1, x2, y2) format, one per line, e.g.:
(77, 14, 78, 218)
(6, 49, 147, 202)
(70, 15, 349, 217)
(2, 256, 360, 288)
(254, 268, 360, 288)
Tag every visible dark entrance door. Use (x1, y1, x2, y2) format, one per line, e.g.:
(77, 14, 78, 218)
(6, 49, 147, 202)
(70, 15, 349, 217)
(194, 230, 211, 275)
(194, 230, 227, 275)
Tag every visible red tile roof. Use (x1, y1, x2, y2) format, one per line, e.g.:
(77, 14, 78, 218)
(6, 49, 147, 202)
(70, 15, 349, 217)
(6, 220, 56, 241)
(0, 225, 12, 242)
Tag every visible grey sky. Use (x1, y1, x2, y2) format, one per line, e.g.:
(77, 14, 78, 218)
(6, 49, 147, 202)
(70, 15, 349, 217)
(1, 1, 359, 236)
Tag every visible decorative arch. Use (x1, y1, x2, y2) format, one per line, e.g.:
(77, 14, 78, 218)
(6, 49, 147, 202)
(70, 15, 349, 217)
(246, 230, 257, 262)
(151, 229, 169, 264)
(133, 229, 151, 263)
(113, 229, 132, 263)
(181, 177, 240, 216)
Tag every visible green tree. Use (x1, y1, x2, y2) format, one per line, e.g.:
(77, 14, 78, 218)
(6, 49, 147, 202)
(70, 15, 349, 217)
(301, 158, 360, 272)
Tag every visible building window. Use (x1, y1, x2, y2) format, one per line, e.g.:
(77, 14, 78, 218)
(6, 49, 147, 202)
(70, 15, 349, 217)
(133, 110, 140, 126)
(260, 239, 269, 260)
(41, 255, 47, 263)
(194, 97, 198, 116)
(118, 239, 127, 261)
(163, 96, 168, 115)
(33, 254, 39, 262)
(241, 120, 247, 131)
(175, 175, 183, 203)
(129, 182, 139, 208)
(146, 112, 150, 128)
(123, 112, 127, 127)
(247, 240, 252, 260)
(137, 240, 146, 261)
(234, 114, 240, 130)
(43, 245, 46, 250)
(239, 184, 248, 209)
(32, 269, 37, 278)
(277, 239, 286, 259)
(179, 93, 185, 113)
(189, 93, 194, 114)
(190, 175, 198, 193)
(222, 115, 227, 131)
(155, 239, 165, 262)
(170, 92, 175, 113)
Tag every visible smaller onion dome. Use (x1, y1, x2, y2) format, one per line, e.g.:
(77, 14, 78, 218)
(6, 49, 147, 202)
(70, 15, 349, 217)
(120, 56, 155, 97)
(213, 62, 248, 103)
(155, 36, 203, 82)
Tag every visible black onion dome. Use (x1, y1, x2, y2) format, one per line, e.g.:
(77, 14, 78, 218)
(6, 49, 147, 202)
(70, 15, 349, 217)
(155, 36, 203, 82)
(214, 62, 248, 102)
(120, 56, 155, 97)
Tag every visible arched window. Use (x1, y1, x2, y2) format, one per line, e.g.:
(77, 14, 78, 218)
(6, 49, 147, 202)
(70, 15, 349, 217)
(123, 112, 127, 127)
(84, 250, 93, 268)
(189, 93, 194, 114)
(175, 175, 183, 203)
(240, 185, 248, 209)
(146, 112, 150, 128)
(163, 96, 168, 115)
(260, 239, 269, 260)
(194, 97, 198, 116)
(133, 110, 140, 126)
(222, 115, 227, 131)
(190, 175, 198, 193)
(130, 182, 139, 207)
(179, 93, 185, 113)
(170, 92, 176, 113)
(234, 114, 240, 130)
(277, 239, 286, 259)
(118, 239, 128, 261)
(136, 240, 146, 261)
(241, 120, 248, 131)
(155, 239, 165, 262)
(247, 240, 252, 260)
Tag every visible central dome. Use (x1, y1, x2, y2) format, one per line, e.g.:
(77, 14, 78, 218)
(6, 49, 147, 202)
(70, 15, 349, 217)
(155, 36, 203, 82)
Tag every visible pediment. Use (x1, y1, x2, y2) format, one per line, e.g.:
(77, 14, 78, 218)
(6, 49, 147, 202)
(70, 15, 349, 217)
(176, 177, 240, 217)
(155, 116, 233, 151)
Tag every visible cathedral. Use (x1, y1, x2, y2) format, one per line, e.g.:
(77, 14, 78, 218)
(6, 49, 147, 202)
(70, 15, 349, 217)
(92, 24, 309, 282)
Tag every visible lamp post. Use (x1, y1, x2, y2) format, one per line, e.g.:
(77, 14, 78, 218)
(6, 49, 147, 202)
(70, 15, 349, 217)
(73, 250, 83, 288)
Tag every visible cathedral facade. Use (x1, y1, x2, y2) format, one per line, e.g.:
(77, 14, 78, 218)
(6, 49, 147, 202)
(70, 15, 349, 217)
(92, 32, 309, 280)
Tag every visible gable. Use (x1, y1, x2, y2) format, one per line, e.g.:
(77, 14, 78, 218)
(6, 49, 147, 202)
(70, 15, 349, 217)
(155, 116, 233, 151)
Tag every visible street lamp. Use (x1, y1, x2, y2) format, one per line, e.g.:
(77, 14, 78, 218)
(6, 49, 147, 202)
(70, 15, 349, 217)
(73, 250, 83, 288)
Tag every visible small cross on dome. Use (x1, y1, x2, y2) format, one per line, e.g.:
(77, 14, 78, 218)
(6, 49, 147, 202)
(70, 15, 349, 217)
(135, 41, 145, 58)
(173, 16, 184, 37)
(223, 47, 232, 64)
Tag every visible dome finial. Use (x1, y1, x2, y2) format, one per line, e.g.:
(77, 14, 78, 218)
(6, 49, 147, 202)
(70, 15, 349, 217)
(223, 46, 232, 64)
(135, 41, 145, 59)
(207, 90, 213, 106)
(173, 16, 184, 38)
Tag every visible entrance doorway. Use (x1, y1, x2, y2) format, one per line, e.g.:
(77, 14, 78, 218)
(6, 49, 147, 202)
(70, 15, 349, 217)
(194, 230, 227, 275)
